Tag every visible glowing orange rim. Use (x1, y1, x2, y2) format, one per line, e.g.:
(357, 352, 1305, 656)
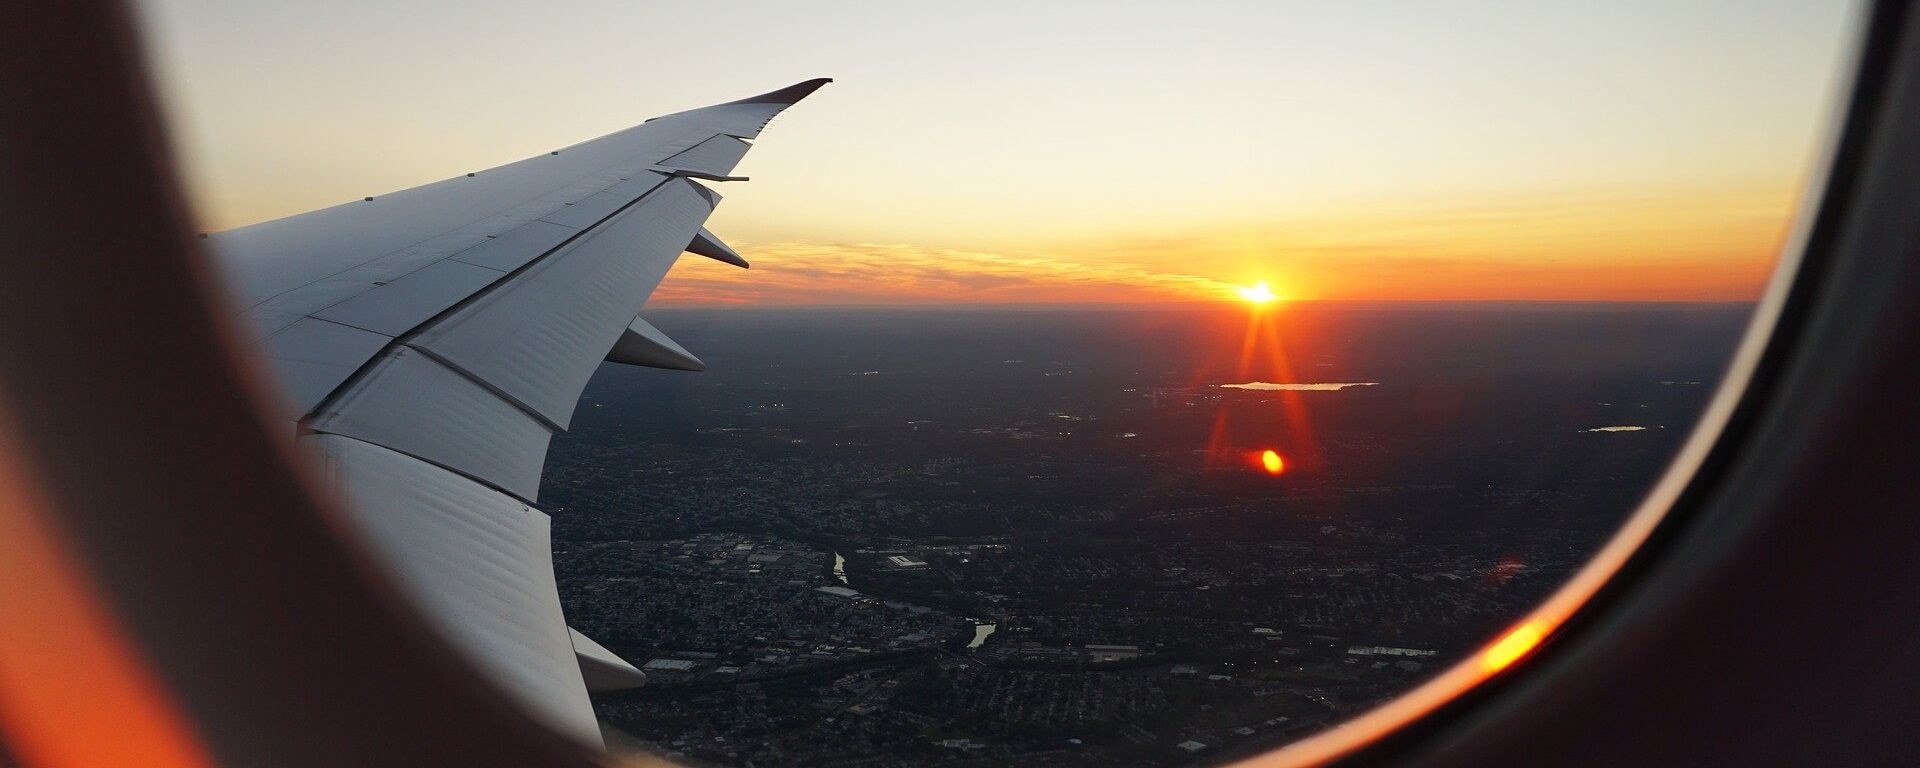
(1226, 14, 1861, 762)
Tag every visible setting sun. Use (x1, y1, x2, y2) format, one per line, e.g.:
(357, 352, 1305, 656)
(1238, 281, 1279, 305)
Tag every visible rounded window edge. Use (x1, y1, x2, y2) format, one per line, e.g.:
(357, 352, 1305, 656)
(1226, 2, 1885, 764)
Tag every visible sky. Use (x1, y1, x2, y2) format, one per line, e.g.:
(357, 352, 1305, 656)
(135, 0, 1860, 304)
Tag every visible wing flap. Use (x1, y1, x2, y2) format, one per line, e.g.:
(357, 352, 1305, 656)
(306, 434, 599, 746)
(312, 259, 505, 337)
(535, 173, 670, 229)
(447, 220, 579, 272)
(658, 134, 752, 176)
(256, 318, 392, 420)
(308, 347, 552, 501)
(408, 179, 714, 430)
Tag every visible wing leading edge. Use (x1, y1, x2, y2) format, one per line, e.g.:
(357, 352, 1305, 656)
(210, 79, 830, 747)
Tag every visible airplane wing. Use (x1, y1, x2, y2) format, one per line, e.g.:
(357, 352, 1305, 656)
(206, 79, 830, 747)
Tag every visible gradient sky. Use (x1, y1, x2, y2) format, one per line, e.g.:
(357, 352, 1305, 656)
(135, 0, 1859, 304)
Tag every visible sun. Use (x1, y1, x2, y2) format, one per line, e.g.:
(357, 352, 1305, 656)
(1236, 281, 1279, 304)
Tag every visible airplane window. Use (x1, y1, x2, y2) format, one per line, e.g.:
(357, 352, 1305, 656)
(130, 0, 1861, 765)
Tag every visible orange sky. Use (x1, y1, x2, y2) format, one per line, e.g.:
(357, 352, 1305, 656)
(136, 0, 1857, 305)
(653, 181, 1801, 305)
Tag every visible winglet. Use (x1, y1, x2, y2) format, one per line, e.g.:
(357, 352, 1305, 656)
(606, 317, 705, 372)
(687, 227, 749, 269)
(726, 77, 833, 106)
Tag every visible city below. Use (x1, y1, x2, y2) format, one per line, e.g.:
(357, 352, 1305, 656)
(542, 304, 1743, 766)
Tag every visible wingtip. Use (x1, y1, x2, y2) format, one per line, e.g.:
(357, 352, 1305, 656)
(727, 77, 833, 106)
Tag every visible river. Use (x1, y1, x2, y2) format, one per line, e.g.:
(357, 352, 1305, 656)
(833, 551, 995, 649)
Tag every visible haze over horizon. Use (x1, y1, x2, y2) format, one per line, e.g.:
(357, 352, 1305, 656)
(136, 0, 1858, 304)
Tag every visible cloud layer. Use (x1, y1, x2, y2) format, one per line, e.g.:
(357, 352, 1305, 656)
(653, 242, 1244, 305)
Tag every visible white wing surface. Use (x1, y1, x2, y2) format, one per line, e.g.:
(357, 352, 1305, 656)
(208, 79, 830, 747)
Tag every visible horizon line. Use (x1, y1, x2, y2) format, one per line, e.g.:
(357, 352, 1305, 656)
(642, 298, 1763, 312)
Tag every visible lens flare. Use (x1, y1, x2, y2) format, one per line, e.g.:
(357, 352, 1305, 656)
(1237, 281, 1278, 304)
(1259, 449, 1285, 475)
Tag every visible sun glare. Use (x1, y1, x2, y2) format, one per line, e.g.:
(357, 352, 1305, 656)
(1259, 449, 1285, 475)
(1237, 281, 1279, 305)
